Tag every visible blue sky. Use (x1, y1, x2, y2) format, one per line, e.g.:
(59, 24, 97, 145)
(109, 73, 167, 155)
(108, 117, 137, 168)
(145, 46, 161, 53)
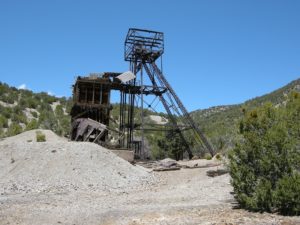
(0, 0, 300, 111)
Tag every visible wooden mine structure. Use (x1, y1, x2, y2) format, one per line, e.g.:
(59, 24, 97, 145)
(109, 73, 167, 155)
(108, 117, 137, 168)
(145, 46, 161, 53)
(70, 28, 214, 159)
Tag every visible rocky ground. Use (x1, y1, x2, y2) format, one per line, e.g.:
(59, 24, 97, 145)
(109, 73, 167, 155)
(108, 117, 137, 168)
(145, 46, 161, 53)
(0, 130, 300, 225)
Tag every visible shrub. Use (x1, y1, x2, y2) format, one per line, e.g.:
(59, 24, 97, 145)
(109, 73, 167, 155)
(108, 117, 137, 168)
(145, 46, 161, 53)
(31, 111, 38, 118)
(38, 110, 58, 130)
(0, 115, 8, 128)
(157, 129, 186, 160)
(36, 131, 46, 142)
(1, 106, 12, 119)
(274, 173, 300, 215)
(65, 101, 72, 114)
(23, 97, 39, 109)
(229, 94, 300, 215)
(7, 123, 22, 136)
(215, 153, 222, 161)
(19, 98, 27, 109)
(204, 153, 212, 160)
(2, 94, 16, 104)
(55, 104, 64, 116)
(11, 111, 28, 124)
(58, 116, 70, 136)
(0, 128, 4, 138)
(26, 119, 39, 131)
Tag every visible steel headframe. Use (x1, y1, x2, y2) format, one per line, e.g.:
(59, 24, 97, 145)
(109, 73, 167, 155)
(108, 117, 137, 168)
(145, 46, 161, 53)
(125, 28, 215, 159)
(125, 28, 164, 63)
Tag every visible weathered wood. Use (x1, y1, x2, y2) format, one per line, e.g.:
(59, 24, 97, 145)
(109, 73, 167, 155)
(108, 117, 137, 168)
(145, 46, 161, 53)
(153, 167, 181, 172)
(184, 163, 222, 169)
(206, 169, 228, 177)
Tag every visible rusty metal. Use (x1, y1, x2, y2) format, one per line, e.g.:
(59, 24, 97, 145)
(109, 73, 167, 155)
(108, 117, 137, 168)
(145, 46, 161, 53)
(71, 118, 107, 143)
(70, 28, 214, 159)
(70, 72, 167, 154)
(125, 28, 215, 158)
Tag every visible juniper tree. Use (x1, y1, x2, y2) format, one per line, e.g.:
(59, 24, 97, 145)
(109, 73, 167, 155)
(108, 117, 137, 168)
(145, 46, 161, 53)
(229, 93, 300, 215)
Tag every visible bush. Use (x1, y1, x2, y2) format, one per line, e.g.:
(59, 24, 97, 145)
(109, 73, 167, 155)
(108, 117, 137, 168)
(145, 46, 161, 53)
(36, 131, 46, 142)
(31, 111, 38, 118)
(26, 119, 39, 131)
(157, 129, 186, 160)
(20, 96, 39, 109)
(274, 173, 300, 215)
(55, 104, 64, 116)
(0, 115, 8, 128)
(0, 128, 4, 138)
(2, 94, 16, 104)
(7, 123, 22, 136)
(58, 116, 70, 136)
(11, 111, 28, 124)
(229, 95, 300, 215)
(215, 153, 222, 161)
(1, 106, 12, 119)
(204, 153, 212, 160)
(38, 110, 58, 130)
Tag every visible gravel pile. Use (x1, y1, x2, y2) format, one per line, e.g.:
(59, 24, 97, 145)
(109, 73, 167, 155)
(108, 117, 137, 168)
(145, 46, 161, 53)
(0, 130, 155, 195)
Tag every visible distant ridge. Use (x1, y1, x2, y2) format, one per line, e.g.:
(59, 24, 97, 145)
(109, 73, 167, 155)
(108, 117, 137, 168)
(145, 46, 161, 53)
(191, 78, 300, 152)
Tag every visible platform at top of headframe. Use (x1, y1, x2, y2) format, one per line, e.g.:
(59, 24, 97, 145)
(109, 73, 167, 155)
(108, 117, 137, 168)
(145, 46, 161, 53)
(125, 28, 164, 63)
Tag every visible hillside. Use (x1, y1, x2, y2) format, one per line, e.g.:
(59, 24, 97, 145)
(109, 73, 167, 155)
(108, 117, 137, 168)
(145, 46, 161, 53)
(0, 82, 72, 138)
(192, 78, 300, 152)
(0, 82, 165, 140)
(1, 78, 300, 156)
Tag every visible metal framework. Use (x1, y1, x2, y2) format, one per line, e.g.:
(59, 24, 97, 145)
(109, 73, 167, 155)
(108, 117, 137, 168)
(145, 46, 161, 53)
(125, 28, 214, 158)
(70, 72, 167, 153)
(125, 28, 164, 63)
(70, 28, 214, 159)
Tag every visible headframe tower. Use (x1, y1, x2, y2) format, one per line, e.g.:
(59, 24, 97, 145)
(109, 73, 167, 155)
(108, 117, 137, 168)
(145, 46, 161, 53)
(125, 28, 214, 159)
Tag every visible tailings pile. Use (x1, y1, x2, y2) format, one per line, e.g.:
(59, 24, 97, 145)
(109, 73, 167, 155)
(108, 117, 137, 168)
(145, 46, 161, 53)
(0, 130, 155, 195)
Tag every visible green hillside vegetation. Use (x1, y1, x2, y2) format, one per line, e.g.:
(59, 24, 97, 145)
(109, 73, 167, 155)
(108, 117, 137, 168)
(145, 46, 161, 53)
(0, 82, 72, 137)
(191, 78, 300, 153)
(229, 92, 300, 215)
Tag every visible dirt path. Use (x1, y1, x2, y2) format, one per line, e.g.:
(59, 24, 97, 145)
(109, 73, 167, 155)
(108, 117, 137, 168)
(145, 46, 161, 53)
(1, 167, 299, 225)
(0, 167, 231, 225)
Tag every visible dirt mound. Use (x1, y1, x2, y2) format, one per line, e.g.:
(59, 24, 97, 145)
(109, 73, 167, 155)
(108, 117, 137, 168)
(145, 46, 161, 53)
(0, 130, 155, 195)
(0, 129, 66, 143)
